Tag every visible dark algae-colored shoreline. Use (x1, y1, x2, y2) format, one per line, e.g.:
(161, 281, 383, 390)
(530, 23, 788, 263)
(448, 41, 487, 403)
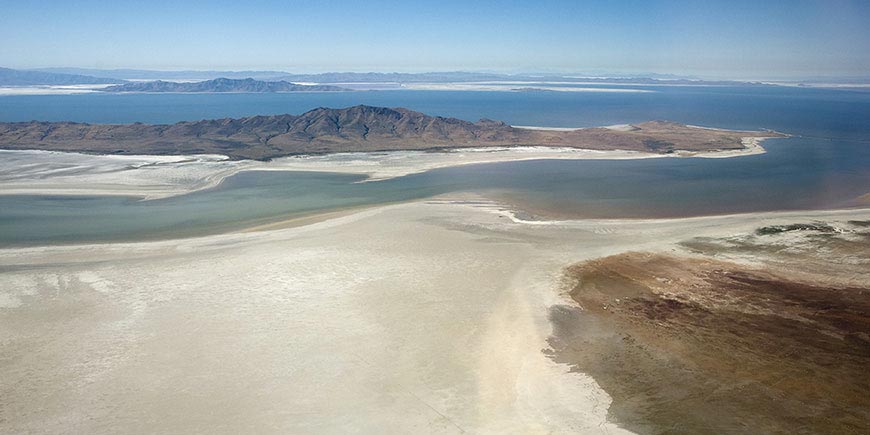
(547, 221, 870, 434)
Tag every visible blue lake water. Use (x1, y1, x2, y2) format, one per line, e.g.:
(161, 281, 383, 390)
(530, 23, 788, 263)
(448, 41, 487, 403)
(1, 86, 869, 245)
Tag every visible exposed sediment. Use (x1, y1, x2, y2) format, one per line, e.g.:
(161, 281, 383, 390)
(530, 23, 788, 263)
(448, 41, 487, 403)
(550, 221, 870, 434)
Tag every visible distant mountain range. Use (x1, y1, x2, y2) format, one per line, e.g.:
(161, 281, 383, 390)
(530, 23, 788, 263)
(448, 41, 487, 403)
(8, 67, 774, 86)
(0, 68, 348, 92)
(270, 72, 767, 86)
(31, 68, 702, 83)
(101, 78, 350, 93)
(0, 67, 125, 86)
(30, 67, 289, 81)
(0, 105, 778, 160)
(8, 67, 870, 88)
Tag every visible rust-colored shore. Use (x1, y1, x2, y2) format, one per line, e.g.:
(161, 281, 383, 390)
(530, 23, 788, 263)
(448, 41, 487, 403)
(550, 223, 870, 434)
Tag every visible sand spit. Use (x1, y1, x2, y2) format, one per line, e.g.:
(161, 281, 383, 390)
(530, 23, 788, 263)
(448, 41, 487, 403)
(0, 135, 769, 200)
(1, 197, 869, 434)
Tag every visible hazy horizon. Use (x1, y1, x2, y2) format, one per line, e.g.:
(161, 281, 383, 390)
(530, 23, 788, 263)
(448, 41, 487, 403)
(21, 66, 870, 82)
(3, 0, 869, 81)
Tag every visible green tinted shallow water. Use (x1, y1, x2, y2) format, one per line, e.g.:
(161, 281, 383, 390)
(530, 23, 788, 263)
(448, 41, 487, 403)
(1, 86, 869, 246)
(1, 137, 868, 246)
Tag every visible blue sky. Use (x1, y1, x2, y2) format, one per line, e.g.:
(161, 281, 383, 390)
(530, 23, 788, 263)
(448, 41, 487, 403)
(1, 0, 869, 78)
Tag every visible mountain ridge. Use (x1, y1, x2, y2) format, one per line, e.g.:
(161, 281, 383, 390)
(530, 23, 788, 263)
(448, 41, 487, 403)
(23, 68, 773, 86)
(0, 67, 125, 86)
(101, 78, 350, 93)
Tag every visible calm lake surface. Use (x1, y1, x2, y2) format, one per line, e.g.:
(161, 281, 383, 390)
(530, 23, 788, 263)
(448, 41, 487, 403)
(1, 86, 869, 245)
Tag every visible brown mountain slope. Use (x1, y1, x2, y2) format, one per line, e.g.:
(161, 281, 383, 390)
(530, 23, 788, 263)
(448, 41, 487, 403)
(0, 105, 782, 160)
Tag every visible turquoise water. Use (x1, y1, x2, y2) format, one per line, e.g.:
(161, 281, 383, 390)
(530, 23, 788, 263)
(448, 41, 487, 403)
(1, 86, 869, 245)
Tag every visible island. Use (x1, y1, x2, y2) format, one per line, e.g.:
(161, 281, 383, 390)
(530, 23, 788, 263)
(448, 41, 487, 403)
(0, 105, 781, 160)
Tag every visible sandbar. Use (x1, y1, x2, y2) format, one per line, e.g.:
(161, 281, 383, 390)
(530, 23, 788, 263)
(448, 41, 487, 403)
(0, 135, 770, 200)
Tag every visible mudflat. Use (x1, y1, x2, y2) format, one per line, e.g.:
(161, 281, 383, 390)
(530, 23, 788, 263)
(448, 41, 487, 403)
(551, 221, 870, 434)
(2, 197, 868, 434)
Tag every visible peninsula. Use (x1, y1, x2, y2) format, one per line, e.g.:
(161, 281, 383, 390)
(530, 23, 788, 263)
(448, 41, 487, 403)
(0, 105, 781, 160)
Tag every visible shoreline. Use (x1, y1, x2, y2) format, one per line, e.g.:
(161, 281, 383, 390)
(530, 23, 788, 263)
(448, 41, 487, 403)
(0, 134, 772, 200)
(3, 191, 867, 250)
(2, 192, 868, 255)
(552, 220, 870, 433)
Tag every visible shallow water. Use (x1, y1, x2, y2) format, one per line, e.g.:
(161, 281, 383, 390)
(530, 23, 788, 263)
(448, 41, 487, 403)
(1, 86, 869, 245)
